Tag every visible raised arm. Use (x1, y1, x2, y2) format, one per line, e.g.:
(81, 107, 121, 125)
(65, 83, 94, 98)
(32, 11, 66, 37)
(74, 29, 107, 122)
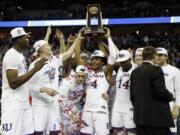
(61, 34, 81, 61)
(65, 34, 76, 51)
(74, 28, 86, 65)
(55, 29, 66, 54)
(98, 41, 109, 58)
(105, 27, 119, 59)
(44, 25, 52, 42)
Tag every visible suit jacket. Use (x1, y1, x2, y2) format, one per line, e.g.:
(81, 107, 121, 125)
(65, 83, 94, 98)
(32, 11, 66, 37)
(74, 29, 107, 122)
(130, 62, 174, 128)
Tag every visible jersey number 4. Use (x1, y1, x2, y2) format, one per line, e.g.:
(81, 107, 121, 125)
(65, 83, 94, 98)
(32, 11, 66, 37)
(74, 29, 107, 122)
(91, 79, 98, 89)
(118, 79, 130, 89)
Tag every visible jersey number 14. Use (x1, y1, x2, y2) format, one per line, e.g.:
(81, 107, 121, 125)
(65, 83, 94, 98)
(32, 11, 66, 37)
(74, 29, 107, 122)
(118, 79, 130, 89)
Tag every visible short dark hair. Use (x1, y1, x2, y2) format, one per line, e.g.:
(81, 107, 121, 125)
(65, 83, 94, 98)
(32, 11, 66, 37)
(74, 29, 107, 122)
(142, 46, 157, 60)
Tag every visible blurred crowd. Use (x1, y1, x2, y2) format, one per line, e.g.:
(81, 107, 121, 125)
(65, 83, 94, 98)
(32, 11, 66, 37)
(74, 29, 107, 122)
(0, 0, 180, 20)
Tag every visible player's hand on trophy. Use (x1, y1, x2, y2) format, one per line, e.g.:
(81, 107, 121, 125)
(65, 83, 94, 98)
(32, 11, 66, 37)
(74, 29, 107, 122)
(104, 27, 111, 38)
(172, 105, 179, 119)
(102, 93, 109, 101)
(55, 29, 64, 39)
(77, 27, 85, 40)
(40, 87, 59, 96)
(34, 58, 48, 71)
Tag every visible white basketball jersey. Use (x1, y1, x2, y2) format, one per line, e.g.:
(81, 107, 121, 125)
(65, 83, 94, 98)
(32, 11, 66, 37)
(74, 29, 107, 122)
(28, 55, 62, 106)
(113, 64, 136, 113)
(161, 64, 180, 107)
(83, 70, 109, 112)
(2, 48, 29, 110)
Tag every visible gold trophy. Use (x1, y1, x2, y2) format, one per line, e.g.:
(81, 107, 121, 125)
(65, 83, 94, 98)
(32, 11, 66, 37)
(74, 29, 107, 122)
(83, 4, 106, 36)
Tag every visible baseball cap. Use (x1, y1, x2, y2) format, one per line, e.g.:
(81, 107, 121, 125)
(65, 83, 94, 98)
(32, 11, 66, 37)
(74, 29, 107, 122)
(10, 27, 30, 38)
(90, 50, 105, 60)
(116, 50, 131, 62)
(33, 40, 47, 56)
(156, 47, 168, 56)
(75, 65, 88, 74)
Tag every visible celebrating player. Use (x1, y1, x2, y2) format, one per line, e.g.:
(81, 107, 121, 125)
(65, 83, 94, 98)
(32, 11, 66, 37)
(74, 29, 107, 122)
(1, 27, 47, 135)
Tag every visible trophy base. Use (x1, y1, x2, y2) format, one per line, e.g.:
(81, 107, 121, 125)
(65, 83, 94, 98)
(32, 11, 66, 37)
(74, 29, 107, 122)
(83, 27, 106, 36)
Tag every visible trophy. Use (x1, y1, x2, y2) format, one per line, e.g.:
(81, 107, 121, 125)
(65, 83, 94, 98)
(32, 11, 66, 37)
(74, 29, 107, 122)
(83, 4, 106, 36)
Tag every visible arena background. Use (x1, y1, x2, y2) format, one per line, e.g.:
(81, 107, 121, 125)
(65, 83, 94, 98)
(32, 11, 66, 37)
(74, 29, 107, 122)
(0, 0, 180, 119)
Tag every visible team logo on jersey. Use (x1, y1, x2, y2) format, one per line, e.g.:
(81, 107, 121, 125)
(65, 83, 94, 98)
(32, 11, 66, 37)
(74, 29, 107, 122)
(2, 123, 12, 132)
(91, 74, 104, 78)
(44, 68, 55, 82)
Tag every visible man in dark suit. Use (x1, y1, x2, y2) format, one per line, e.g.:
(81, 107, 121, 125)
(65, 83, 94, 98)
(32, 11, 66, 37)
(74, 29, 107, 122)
(130, 46, 174, 135)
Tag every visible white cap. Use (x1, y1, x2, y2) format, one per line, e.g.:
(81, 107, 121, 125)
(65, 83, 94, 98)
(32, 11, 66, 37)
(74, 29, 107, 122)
(10, 27, 30, 38)
(156, 47, 168, 56)
(116, 50, 131, 62)
(33, 40, 47, 56)
(90, 50, 105, 60)
(135, 48, 144, 54)
(75, 65, 88, 74)
(80, 53, 89, 58)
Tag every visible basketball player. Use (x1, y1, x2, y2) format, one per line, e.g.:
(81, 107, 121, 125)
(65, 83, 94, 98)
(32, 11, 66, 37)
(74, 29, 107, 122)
(1, 27, 47, 135)
(156, 47, 180, 135)
(28, 37, 79, 134)
(111, 50, 136, 135)
(59, 65, 88, 135)
(74, 28, 114, 135)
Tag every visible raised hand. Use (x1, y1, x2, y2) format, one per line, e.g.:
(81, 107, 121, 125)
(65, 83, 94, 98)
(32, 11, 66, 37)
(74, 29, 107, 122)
(34, 58, 47, 71)
(104, 27, 111, 38)
(55, 29, 64, 39)
(77, 27, 85, 40)
(47, 25, 52, 35)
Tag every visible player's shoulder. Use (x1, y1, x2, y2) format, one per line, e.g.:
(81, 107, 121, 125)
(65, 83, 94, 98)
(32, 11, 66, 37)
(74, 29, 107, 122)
(163, 64, 180, 74)
(3, 48, 21, 64)
(168, 64, 180, 72)
(4, 48, 18, 59)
